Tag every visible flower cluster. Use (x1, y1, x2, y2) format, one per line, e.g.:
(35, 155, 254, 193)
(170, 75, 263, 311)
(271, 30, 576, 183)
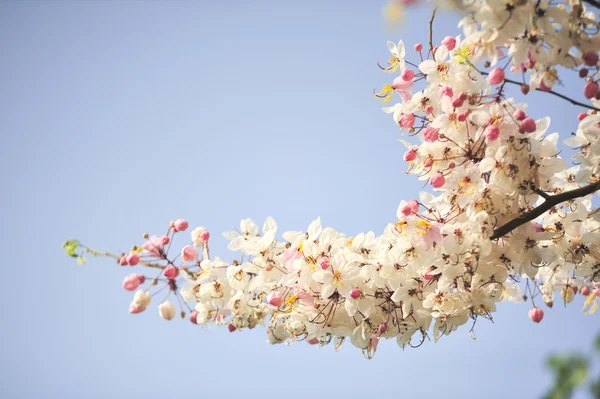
(64, 0, 600, 356)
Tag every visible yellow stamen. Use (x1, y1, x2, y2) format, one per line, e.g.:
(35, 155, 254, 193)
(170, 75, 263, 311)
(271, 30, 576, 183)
(333, 270, 344, 287)
(298, 241, 304, 253)
(374, 85, 394, 103)
(416, 220, 432, 236)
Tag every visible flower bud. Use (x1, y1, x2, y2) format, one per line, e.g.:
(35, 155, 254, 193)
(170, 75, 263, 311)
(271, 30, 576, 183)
(425, 105, 434, 114)
(228, 323, 236, 332)
(521, 85, 530, 95)
(401, 68, 415, 81)
(423, 127, 439, 142)
(487, 67, 505, 85)
(430, 172, 445, 188)
(579, 68, 589, 78)
(578, 112, 588, 121)
(401, 200, 419, 216)
(126, 253, 140, 266)
(528, 307, 544, 323)
(378, 323, 388, 335)
(181, 245, 198, 262)
(423, 158, 434, 168)
(584, 81, 599, 99)
(583, 51, 599, 66)
(318, 256, 331, 270)
(403, 149, 417, 162)
(129, 303, 146, 314)
(424, 271, 434, 280)
(173, 219, 188, 232)
(133, 290, 152, 308)
(189, 310, 199, 324)
(160, 235, 170, 245)
(350, 288, 361, 299)
(414, 43, 423, 52)
(163, 265, 180, 280)
(200, 230, 210, 242)
(442, 36, 456, 51)
(307, 337, 320, 345)
(137, 275, 145, 284)
(581, 286, 591, 296)
(451, 93, 467, 108)
(159, 300, 176, 320)
(399, 113, 415, 128)
(513, 109, 526, 121)
(520, 117, 537, 133)
(457, 112, 467, 122)
(267, 291, 284, 307)
(119, 255, 128, 266)
(265, 263, 273, 271)
(122, 274, 141, 291)
(484, 125, 500, 141)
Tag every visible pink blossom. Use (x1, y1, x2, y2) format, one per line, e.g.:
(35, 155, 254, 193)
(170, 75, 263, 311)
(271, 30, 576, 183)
(189, 310, 199, 324)
(528, 307, 544, 323)
(403, 149, 417, 162)
(487, 67, 505, 85)
(173, 219, 188, 232)
(584, 81, 599, 99)
(539, 80, 552, 92)
(267, 292, 284, 307)
(126, 253, 140, 266)
(401, 68, 415, 81)
(160, 235, 170, 245)
(442, 36, 456, 51)
(199, 230, 210, 242)
(484, 125, 500, 141)
(163, 265, 180, 279)
(307, 337, 320, 345)
(282, 247, 302, 267)
(142, 236, 165, 258)
(122, 274, 141, 291)
(451, 93, 466, 107)
(399, 113, 415, 128)
(228, 323, 236, 332)
(581, 286, 591, 296)
(423, 127, 439, 142)
(181, 245, 198, 262)
(583, 51, 599, 66)
(424, 271, 434, 280)
(318, 256, 331, 270)
(400, 200, 419, 216)
(392, 76, 414, 102)
(414, 43, 423, 52)
(430, 172, 445, 188)
(119, 255, 128, 266)
(520, 117, 537, 133)
(439, 86, 454, 98)
(350, 288, 361, 299)
(129, 303, 146, 314)
(378, 323, 388, 335)
(369, 334, 379, 351)
(578, 112, 588, 121)
(513, 110, 526, 121)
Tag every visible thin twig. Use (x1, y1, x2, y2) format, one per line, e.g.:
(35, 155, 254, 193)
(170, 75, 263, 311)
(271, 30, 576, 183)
(429, 7, 438, 62)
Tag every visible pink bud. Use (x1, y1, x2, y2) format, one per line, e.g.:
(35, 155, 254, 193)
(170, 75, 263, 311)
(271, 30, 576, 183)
(401, 200, 419, 216)
(578, 112, 588, 121)
(370, 334, 379, 351)
(594, 288, 600, 298)
(228, 323, 236, 332)
(583, 51, 599, 66)
(399, 113, 416, 128)
(137, 275, 145, 284)
(160, 235, 170, 245)
(122, 274, 141, 291)
(520, 117, 537, 133)
(442, 36, 457, 51)
(119, 255, 128, 266)
(378, 323, 388, 335)
(432, 46, 439, 55)
(181, 245, 198, 262)
(414, 43, 423, 52)
(531, 223, 544, 233)
(163, 265, 180, 279)
(423, 158, 434, 168)
(571, 286, 578, 295)
(457, 112, 467, 122)
(199, 230, 210, 242)
(487, 67, 505, 85)
(189, 310, 199, 324)
(451, 93, 466, 108)
(425, 105, 434, 114)
(521, 85, 530, 95)
(129, 303, 146, 314)
(318, 257, 331, 270)
(423, 127, 439, 142)
(581, 286, 591, 296)
(528, 307, 544, 323)
(173, 219, 189, 232)
(267, 291, 284, 307)
(430, 172, 445, 188)
(484, 125, 500, 141)
(513, 110, 526, 121)
(403, 149, 417, 162)
(265, 264, 273, 271)
(126, 253, 140, 266)
(448, 161, 456, 169)
(584, 81, 599, 99)
(307, 337, 320, 345)
(439, 86, 454, 98)
(539, 80, 552, 92)
(401, 68, 415, 81)
(350, 288, 361, 300)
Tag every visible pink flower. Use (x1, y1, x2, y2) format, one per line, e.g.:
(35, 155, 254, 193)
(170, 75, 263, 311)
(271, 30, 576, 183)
(160, 235, 170, 245)
(281, 247, 302, 267)
(520, 117, 537, 133)
(400, 200, 419, 216)
(129, 303, 146, 314)
(584, 81, 599, 99)
(418, 221, 442, 250)
(369, 334, 379, 352)
(189, 310, 199, 324)
(578, 112, 588, 121)
(487, 67, 505, 85)
(414, 43, 423, 52)
(142, 236, 165, 258)
(200, 230, 210, 242)
(228, 323, 236, 333)
(451, 93, 466, 107)
(528, 307, 544, 323)
(378, 323, 388, 335)
(424, 270, 434, 280)
(307, 337, 320, 345)
(173, 219, 188, 232)
(318, 256, 331, 270)
(403, 149, 417, 162)
(430, 172, 445, 188)
(126, 253, 140, 266)
(439, 86, 454, 98)
(583, 51, 599, 66)
(163, 265, 180, 279)
(581, 286, 591, 296)
(392, 76, 414, 102)
(267, 292, 284, 307)
(423, 127, 439, 142)
(122, 274, 141, 291)
(539, 80, 552, 92)
(401, 68, 415, 81)
(442, 36, 456, 51)
(350, 288, 361, 299)
(484, 125, 500, 141)
(181, 245, 198, 262)
(399, 113, 415, 128)
(513, 110, 526, 121)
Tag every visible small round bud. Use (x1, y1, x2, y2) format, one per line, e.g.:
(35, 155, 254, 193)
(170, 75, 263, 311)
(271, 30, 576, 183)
(158, 300, 177, 321)
(584, 81, 599, 99)
(152, 278, 158, 286)
(582, 51, 599, 66)
(403, 149, 417, 162)
(442, 36, 456, 51)
(350, 288, 361, 300)
(142, 233, 149, 239)
(228, 323, 236, 333)
(487, 67, 505, 85)
(513, 109, 526, 121)
(528, 307, 544, 323)
(137, 275, 145, 284)
(265, 263, 273, 272)
(163, 265, 180, 279)
(160, 235, 170, 245)
(578, 112, 588, 121)
(401, 68, 415, 81)
(189, 310, 199, 324)
(173, 219, 189, 232)
(520, 117, 537, 133)
(579, 68, 589, 78)
(181, 245, 199, 262)
(484, 125, 500, 141)
(414, 43, 423, 52)
(126, 253, 140, 266)
(521, 85, 530, 95)
(581, 286, 591, 296)
(430, 172, 445, 188)
(119, 255, 128, 266)
(307, 337, 320, 345)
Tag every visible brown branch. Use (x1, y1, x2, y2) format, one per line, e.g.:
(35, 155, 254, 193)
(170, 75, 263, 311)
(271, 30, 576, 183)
(83, 247, 166, 270)
(490, 180, 600, 240)
(429, 7, 438, 61)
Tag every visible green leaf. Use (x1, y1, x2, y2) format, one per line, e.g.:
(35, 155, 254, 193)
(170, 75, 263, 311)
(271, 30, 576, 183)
(62, 240, 80, 258)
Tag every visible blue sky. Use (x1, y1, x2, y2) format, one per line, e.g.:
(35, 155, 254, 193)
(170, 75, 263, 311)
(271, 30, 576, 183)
(1, 1, 598, 398)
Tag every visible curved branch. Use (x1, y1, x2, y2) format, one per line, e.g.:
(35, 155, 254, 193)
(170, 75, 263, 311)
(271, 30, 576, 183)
(490, 180, 600, 240)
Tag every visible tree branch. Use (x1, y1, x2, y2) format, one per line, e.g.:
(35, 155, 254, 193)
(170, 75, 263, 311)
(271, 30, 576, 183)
(582, 0, 600, 9)
(490, 180, 600, 240)
(429, 7, 438, 61)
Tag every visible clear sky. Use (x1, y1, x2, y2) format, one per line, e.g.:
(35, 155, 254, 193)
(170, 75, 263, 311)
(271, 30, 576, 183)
(0, 1, 598, 398)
